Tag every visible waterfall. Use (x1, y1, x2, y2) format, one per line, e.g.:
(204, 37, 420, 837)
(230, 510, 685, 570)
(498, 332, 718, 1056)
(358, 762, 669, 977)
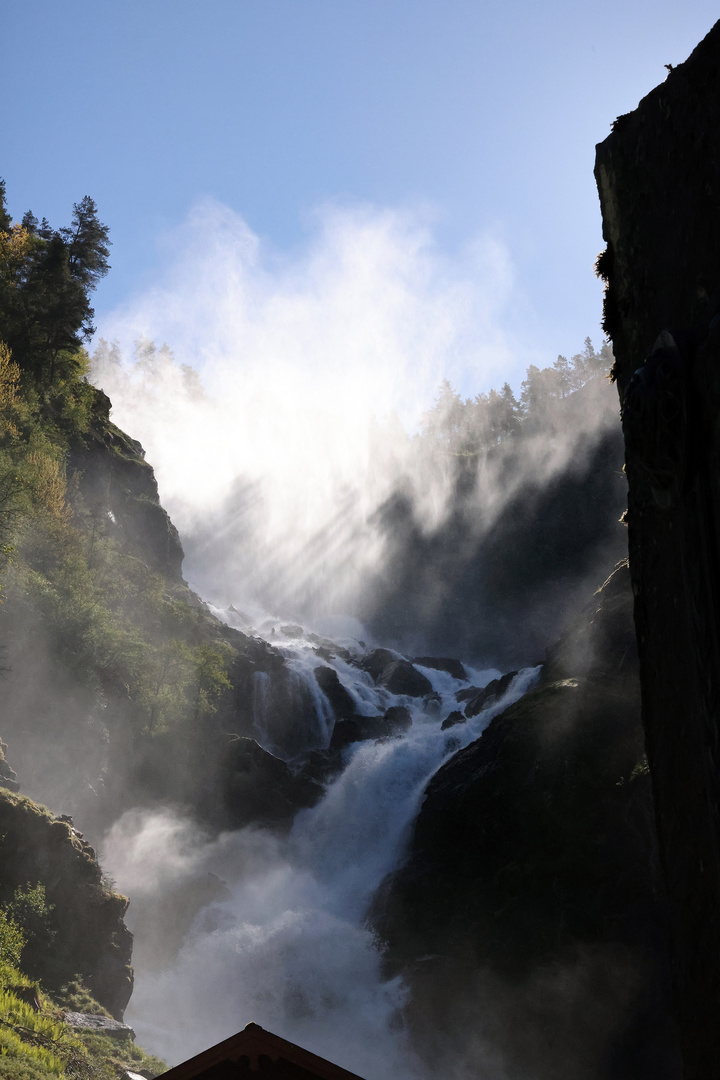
(103, 611, 540, 1079)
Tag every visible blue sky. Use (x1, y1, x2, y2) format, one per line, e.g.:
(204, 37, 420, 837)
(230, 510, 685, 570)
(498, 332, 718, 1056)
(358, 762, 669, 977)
(4, 1, 719, 396)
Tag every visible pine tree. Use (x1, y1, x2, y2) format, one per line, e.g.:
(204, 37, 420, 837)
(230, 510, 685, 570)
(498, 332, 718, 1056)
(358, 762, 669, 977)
(0, 180, 111, 383)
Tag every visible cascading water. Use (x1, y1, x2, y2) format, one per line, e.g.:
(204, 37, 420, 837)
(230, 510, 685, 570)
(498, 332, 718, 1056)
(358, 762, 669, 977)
(103, 608, 540, 1080)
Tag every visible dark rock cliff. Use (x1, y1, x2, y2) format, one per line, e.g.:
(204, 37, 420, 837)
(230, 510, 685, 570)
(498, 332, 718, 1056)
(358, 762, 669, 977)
(376, 563, 681, 1079)
(68, 388, 185, 582)
(367, 386, 628, 668)
(595, 19, 720, 1077)
(0, 786, 134, 1019)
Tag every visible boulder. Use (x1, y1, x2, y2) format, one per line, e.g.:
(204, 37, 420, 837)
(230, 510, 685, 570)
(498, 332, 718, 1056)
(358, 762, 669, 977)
(308, 633, 352, 662)
(329, 716, 385, 751)
(294, 748, 344, 787)
(463, 671, 518, 718)
(413, 656, 468, 680)
(313, 666, 356, 718)
(280, 624, 304, 638)
(65, 1012, 135, 1039)
(379, 660, 433, 698)
(441, 710, 466, 731)
(422, 691, 442, 718)
(360, 647, 401, 682)
(329, 706, 411, 750)
(384, 705, 412, 736)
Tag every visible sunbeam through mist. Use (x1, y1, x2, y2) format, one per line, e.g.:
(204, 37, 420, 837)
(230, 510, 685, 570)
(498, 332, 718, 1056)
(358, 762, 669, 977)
(92, 199, 618, 633)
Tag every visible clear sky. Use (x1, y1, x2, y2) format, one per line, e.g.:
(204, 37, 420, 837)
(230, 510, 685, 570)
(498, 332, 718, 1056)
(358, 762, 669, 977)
(4, 1, 719, 396)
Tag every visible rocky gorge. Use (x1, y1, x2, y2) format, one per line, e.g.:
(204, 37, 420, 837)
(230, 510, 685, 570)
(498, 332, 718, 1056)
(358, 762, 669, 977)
(0, 165, 686, 1077)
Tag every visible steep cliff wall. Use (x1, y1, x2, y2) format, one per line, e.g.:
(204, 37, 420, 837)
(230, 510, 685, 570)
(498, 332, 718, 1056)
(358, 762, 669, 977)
(377, 563, 680, 1079)
(595, 19, 720, 1078)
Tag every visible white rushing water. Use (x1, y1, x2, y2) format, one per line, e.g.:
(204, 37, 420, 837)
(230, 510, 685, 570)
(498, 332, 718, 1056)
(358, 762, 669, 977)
(103, 610, 540, 1079)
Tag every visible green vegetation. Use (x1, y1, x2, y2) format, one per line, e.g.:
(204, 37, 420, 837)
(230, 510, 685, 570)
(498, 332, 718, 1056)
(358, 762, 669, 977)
(5, 886, 58, 982)
(0, 971, 166, 1079)
(420, 337, 612, 454)
(0, 179, 178, 1078)
(0, 181, 236, 756)
(0, 790, 167, 1078)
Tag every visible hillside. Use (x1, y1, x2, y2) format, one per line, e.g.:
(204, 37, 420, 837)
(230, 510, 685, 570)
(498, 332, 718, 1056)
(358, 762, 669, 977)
(0, 179, 676, 1078)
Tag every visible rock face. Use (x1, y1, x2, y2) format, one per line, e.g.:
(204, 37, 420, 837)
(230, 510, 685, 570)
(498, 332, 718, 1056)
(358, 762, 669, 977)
(0, 789, 134, 1019)
(358, 648, 434, 697)
(329, 706, 412, 751)
(367, 396, 628, 669)
(440, 710, 465, 731)
(220, 737, 324, 830)
(68, 393, 185, 583)
(462, 670, 518, 718)
(595, 20, 720, 1077)
(376, 563, 681, 1080)
(413, 656, 467, 680)
(64, 1012, 135, 1039)
(313, 666, 356, 718)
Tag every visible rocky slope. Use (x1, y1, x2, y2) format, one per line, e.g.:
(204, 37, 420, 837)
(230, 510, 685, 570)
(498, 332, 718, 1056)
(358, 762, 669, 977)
(0, 783, 133, 1019)
(367, 382, 628, 668)
(375, 562, 681, 1080)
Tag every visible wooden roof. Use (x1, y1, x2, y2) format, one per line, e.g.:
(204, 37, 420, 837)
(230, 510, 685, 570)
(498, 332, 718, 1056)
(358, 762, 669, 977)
(157, 1022, 367, 1080)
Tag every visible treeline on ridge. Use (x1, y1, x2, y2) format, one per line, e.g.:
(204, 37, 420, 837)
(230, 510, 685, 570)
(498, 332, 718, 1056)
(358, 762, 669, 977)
(419, 337, 613, 455)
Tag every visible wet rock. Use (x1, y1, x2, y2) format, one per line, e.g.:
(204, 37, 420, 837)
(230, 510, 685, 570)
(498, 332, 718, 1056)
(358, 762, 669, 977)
(308, 633, 352, 662)
(228, 605, 253, 626)
(330, 706, 413, 750)
(358, 647, 434, 696)
(422, 692, 442, 718)
(463, 671, 518, 718)
(221, 737, 323, 830)
(314, 666, 356, 718)
(441, 710, 466, 731)
(379, 660, 433, 698)
(384, 705, 412, 736)
(329, 716, 386, 750)
(360, 648, 401, 681)
(280, 623, 304, 638)
(64, 1012, 135, 1039)
(376, 563, 680, 1080)
(413, 656, 468, 680)
(295, 748, 344, 787)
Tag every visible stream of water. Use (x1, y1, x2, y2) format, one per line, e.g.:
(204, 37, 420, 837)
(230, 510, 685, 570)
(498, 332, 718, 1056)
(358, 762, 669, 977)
(104, 610, 540, 1078)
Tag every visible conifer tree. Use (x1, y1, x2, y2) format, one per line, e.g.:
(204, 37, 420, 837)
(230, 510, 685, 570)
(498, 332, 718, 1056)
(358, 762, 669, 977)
(0, 180, 111, 383)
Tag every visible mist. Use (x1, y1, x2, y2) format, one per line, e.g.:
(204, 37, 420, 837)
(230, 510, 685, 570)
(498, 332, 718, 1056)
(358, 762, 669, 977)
(84, 198, 635, 1079)
(93, 199, 621, 642)
(103, 668, 541, 1079)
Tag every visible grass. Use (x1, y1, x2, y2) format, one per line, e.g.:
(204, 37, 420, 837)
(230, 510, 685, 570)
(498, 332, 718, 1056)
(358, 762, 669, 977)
(0, 964, 167, 1079)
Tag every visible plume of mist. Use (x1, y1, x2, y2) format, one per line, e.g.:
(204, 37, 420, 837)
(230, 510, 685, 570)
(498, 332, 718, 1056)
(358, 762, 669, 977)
(103, 806, 423, 1079)
(92, 199, 619, 623)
